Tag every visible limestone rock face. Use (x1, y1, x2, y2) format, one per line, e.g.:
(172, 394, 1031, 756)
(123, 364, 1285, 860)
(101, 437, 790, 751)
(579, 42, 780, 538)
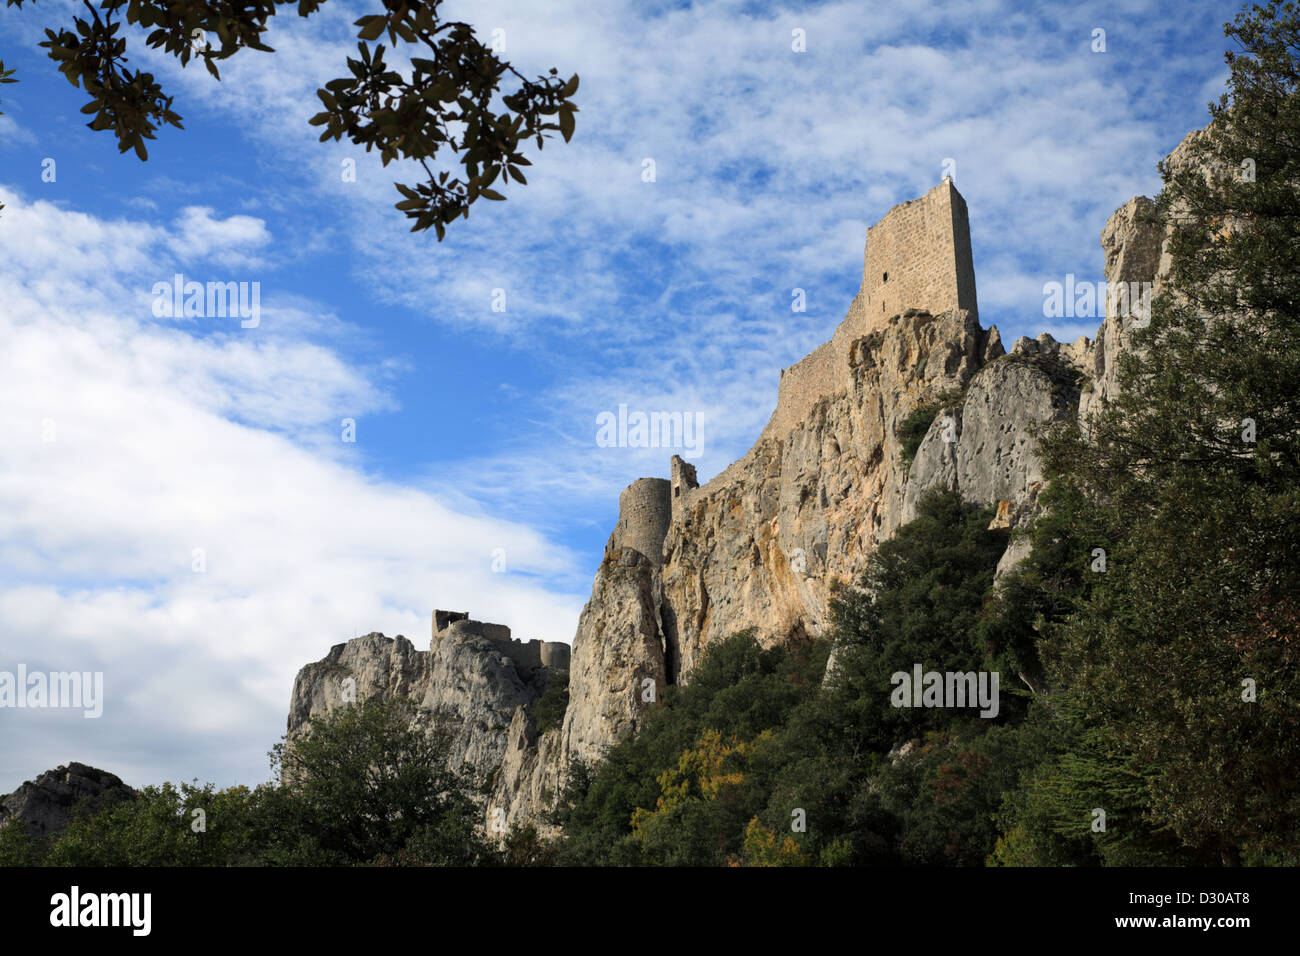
(560, 548, 667, 765)
(0, 762, 135, 840)
(659, 307, 992, 680)
(287, 626, 558, 782)
(1078, 195, 1166, 423)
(488, 544, 670, 830)
(903, 347, 1081, 528)
(1080, 127, 1208, 425)
(490, 709, 564, 835)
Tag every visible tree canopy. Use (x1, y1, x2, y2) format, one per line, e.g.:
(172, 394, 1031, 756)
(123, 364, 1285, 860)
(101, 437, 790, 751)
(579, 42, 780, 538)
(2, 0, 579, 237)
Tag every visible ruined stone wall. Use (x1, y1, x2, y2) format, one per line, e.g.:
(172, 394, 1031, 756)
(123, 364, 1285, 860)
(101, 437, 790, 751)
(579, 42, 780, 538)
(611, 477, 671, 564)
(539, 641, 571, 671)
(436, 616, 513, 646)
(669, 455, 699, 523)
(431, 610, 570, 676)
(762, 338, 843, 440)
(495, 637, 571, 676)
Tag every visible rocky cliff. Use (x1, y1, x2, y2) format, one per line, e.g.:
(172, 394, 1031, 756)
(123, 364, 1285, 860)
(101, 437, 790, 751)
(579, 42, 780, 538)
(0, 762, 136, 840)
(286, 617, 570, 785)
(287, 133, 1191, 834)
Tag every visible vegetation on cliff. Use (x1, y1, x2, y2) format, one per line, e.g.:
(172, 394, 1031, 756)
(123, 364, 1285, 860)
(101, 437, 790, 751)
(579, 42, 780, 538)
(553, 1, 1300, 867)
(0, 699, 496, 866)
(553, 490, 1022, 866)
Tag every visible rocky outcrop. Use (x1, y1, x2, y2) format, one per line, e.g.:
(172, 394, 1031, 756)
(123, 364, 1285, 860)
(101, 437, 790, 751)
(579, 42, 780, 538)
(287, 620, 569, 786)
(487, 536, 672, 832)
(659, 307, 994, 680)
(1078, 195, 1167, 423)
(560, 548, 667, 765)
(903, 337, 1083, 531)
(0, 763, 135, 841)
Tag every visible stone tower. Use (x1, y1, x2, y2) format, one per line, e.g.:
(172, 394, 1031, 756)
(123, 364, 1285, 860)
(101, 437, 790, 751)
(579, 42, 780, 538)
(761, 177, 980, 441)
(611, 477, 672, 564)
(860, 176, 978, 327)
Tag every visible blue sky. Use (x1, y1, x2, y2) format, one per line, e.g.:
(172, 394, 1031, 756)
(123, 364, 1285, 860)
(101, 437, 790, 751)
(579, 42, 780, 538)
(0, 0, 1235, 791)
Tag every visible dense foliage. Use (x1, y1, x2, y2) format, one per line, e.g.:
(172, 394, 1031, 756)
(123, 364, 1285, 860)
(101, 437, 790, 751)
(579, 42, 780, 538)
(0, 698, 495, 866)
(554, 490, 1019, 866)
(1005, 0, 1300, 866)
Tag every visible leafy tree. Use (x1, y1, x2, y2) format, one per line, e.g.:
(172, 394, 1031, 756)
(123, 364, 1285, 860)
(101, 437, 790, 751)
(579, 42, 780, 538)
(824, 488, 1012, 751)
(990, 701, 1216, 867)
(629, 728, 762, 866)
(554, 632, 827, 866)
(870, 729, 999, 867)
(270, 696, 492, 864)
(1031, 0, 1300, 866)
(499, 822, 559, 866)
(3, 0, 578, 237)
(739, 815, 809, 867)
(0, 816, 39, 865)
(42, 781, 262, 866)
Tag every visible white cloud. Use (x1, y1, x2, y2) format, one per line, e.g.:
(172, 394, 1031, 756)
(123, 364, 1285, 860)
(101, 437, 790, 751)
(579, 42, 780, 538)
(168, 206, 272, 268)
(0, 114, 36, 148)
(0, 189, 585, 791)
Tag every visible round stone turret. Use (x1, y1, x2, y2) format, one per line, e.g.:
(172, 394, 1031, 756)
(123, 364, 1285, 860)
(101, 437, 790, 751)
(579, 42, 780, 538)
(612, 477, 671, 564)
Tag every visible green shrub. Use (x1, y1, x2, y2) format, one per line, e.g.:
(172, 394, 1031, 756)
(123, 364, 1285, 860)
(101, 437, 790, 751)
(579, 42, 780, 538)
(533, 669, 570, 735)
(896, 390, 964, 468)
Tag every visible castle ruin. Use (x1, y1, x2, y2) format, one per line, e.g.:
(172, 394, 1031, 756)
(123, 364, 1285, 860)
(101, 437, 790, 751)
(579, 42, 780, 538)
(610, 177, 980, 566)
(433, 609, 571, 675)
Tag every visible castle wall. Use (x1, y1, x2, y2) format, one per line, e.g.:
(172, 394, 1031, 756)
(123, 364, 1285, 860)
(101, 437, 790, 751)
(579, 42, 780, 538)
(763, 338, 842, 440)
(432, 609, 570, 676)
(495, 637, 570, 676)
(669, 455, 699, 523)
(436, 617, 514, 645)
(612, 477, 671, 564)
(538, 641, 571, 671)
(434, 610, 468, 632)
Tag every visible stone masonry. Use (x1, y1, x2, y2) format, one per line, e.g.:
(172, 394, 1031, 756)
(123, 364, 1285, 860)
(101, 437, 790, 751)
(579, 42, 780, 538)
(758, 178, 979, 442)
(609, 477, 672, 565)
(861, 176, 978, 326)
(433, 610, 571, 674)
